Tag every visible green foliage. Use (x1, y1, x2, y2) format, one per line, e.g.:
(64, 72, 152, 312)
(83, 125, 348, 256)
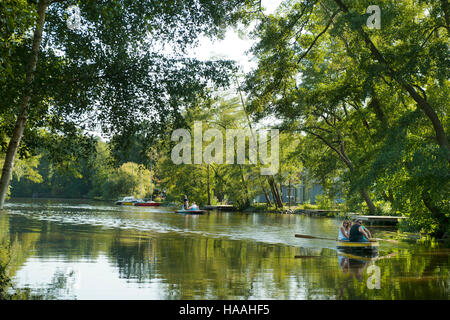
(2, 0, 449, 237)
(243, 0, 450, 236)
(315, 194, 336, 210)
(0, 0, 258, 208)
(10, 140, 157, 201)
(0, 0, 36, 81)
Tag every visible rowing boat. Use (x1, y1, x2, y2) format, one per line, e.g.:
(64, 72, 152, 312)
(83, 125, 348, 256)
(336, 240, 379, 248)
(175, 209, 206, 214)
(336, 240, 379, 255)
(294, 234, 379, 254)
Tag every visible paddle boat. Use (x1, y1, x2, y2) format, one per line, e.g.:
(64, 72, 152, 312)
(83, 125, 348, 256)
(175, 209, 206, 214)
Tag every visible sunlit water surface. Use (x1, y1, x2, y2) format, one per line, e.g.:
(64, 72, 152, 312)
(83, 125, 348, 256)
(1, 199, 448, 299)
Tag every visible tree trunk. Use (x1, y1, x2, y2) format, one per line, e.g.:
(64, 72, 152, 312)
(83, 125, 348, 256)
(238, 165, 250, 209)
(275, 183, 283, 208)
(0, 0, 48, 209)
(288, 179, 292, 208)
(368, 96, 387, 130)
(402, 83, 449, 155)
(360, 189, 376, 215)
(422, 189, 449, 238)
(302, 183, 306, 204)
(306, 130, 376, 214)
(268, 177, 283, 209)
(440, 0, 450, 30)
(262, 185, 271, 206)
(279, 183, 283, 203)
(268, 178, 277, 208)
(207, 164, 211, 205)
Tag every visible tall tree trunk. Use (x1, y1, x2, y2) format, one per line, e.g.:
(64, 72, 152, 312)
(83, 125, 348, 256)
(268, 177, 283, 209)
(288, 179, 292, 208)
(302, 183, 306, 204)
(360, 190, 376, 215)
(338, 142, 376, 215)
(422, 189, 449, 238)
(306, 130, 376, 214)
(275, 182, 283, 208)
(0, 0, 48, 209)
(262, 185, 271, 206)
(267, 178, 277, 208)
(440, 0, 450, 30)
(207, 164, 211, 205)
(238, 165, 250, 209)
(368, 96, 387, 130)
(279, 183, 283, 203)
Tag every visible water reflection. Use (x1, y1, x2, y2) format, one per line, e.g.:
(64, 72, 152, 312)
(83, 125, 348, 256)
(0, 199, 449, 299)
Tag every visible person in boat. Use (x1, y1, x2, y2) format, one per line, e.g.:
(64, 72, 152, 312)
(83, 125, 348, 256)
(189, 202, 199, 210)
(182, 195, 189, 210)
(338, 220, 351, 241)
(349, 219, 372, 242)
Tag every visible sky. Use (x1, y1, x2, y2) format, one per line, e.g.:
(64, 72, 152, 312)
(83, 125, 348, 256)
(186, 0, 282, 73)
(181, 0, 284, 129)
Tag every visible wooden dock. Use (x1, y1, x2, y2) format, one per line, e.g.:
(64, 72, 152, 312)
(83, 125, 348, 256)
(296, 209, 340, 216)
(202, 205, 235, 211)
(349, 215, 407, 225)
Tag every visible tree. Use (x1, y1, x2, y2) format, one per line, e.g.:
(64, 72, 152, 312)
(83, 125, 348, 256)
(0, 0, 254, 209)
(243, 0, 449, 234)
(0, 0, 36, 81)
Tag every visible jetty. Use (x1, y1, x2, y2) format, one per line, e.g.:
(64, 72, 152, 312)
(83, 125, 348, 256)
(202, 205, 235, 211)
(298, 209, 340, 216)
(349, 214, 407, 225)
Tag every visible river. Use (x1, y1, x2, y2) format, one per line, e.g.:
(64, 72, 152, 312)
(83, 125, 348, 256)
(0, 199, 448, 299)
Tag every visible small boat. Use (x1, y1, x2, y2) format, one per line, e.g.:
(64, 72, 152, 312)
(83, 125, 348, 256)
(294, 234, 379, 256)
(336, 240, 379, 255)
(116, 196, 139, 206)
(175, 209, 206, 214)
(135, 201, 162, 207)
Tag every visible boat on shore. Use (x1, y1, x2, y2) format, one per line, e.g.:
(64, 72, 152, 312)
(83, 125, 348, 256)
(116, 196, 139, 206)
(134, 201, 162, 207)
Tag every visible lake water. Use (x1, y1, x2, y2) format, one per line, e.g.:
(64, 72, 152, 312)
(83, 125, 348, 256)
(1, 199, 448, 299)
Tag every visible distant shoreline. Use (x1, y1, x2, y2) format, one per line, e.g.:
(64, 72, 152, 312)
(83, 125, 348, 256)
(9, 196, 112, 202)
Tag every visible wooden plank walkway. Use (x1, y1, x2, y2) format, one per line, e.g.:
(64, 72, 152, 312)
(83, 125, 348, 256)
(349, 215, 407, 224)
(297, 209, 340, 216)
(202, 205, 235, 211)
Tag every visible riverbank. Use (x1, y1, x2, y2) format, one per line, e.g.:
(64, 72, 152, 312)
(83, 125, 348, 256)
(243, 203, 344, 216)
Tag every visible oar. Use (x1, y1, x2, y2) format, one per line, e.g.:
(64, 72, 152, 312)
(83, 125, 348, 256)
(294, 234, 336, 241)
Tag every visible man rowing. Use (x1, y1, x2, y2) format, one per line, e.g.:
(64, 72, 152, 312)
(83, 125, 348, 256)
(349, 219, 372, 242)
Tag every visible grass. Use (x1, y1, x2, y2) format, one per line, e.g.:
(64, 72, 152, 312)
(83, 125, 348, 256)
(247, 202, 344, 215)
